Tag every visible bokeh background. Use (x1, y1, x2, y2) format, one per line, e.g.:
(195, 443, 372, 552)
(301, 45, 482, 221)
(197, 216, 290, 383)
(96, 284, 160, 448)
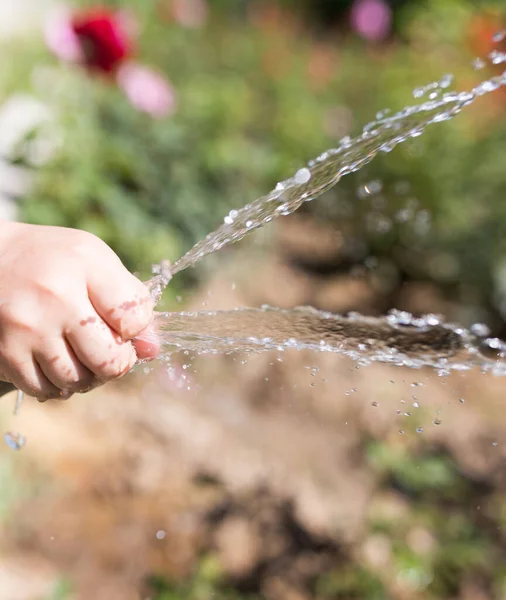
(2, 0, 506, 598)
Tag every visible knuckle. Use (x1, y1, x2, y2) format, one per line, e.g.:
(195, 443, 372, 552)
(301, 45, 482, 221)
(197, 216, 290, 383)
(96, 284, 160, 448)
(71, 230, 114, 263)
(33, 277, 69, 303)
(0, 305, 40, 336)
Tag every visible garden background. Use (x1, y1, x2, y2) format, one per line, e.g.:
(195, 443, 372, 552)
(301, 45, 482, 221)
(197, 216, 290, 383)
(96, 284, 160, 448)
(2, 0, 506, 598)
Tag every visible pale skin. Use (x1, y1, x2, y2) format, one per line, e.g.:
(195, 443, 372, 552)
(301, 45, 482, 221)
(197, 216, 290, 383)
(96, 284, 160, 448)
(0, 221, 159, 401)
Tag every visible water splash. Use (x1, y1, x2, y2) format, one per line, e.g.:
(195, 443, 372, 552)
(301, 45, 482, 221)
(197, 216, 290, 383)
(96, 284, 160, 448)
(153, 306, 506, 374)
(165, 71, 506, 280)
(143, 68, 506, 372)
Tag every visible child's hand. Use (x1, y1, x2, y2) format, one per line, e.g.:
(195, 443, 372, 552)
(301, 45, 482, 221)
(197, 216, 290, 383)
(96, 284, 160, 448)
(0, 222, 159, 400)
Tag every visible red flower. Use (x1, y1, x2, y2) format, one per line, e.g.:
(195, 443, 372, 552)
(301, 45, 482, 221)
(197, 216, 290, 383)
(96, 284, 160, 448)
(71, 8, 132, 74)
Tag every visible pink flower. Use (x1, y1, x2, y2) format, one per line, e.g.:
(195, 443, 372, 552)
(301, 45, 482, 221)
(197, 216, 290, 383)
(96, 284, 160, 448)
(117, 63, 177, 118)
(350, 0, 392, 42)
(171, 0, 208, 28)
(44, 8, 83, 63)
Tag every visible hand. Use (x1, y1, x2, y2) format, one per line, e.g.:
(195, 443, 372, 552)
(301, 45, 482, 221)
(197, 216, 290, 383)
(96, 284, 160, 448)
(0, 221, 159, 400)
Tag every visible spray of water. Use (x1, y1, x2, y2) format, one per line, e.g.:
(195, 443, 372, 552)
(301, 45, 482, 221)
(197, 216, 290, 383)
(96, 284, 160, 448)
(146, 65, 506, 372)
(169, 71, 506, 277)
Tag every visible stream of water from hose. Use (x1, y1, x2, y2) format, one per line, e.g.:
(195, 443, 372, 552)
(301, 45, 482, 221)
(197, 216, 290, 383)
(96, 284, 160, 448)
(147, 59, 506, 374)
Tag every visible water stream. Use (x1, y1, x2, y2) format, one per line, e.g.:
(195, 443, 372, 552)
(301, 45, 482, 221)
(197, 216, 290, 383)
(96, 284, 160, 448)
(168, 72, 506, 276)
(154, 307, 506, 374)
(147, 64, 506, 372)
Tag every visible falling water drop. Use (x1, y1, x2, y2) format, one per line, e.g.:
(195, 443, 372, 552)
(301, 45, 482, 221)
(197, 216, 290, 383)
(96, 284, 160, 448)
(14, 390, 24, 416)
(472, 57, 486, 70)
(4, 431, 26, 451)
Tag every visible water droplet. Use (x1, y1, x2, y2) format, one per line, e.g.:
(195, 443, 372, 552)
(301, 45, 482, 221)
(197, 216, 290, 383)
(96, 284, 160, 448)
(413, 402, 420, 408)
(4, 431, 26, 451)
(486, 337, 503, 350)
(372, 401, 379, 407)
(399, 430, 405, 435)
(493, 30, 506, 43)
(492, 441, 499, 447)
(156, 530, 166, 540)
(459, 398, 465, 404)
(433, 418, 442, 426)
(375, 108, 391, 120)
(294, 168, 311, 184)
(471, 323, 490, 337)
(416, 427, 424, 433)
(472, 57, 486, 70)
(439, 73, 454, 89)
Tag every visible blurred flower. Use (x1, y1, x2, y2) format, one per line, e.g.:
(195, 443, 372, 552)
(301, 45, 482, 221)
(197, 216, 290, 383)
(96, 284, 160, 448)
(171, 0, 208, 28)
(117, 63, 177, 118)
(467, 12, 506, 60)
(44, 8, 83, 63)
(350, 0, 392, 42)
(45, 7, 176, 118)
(307, 44, 337, 90)
(0, 94, 58, 222)
(72, 7, 132, 73)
